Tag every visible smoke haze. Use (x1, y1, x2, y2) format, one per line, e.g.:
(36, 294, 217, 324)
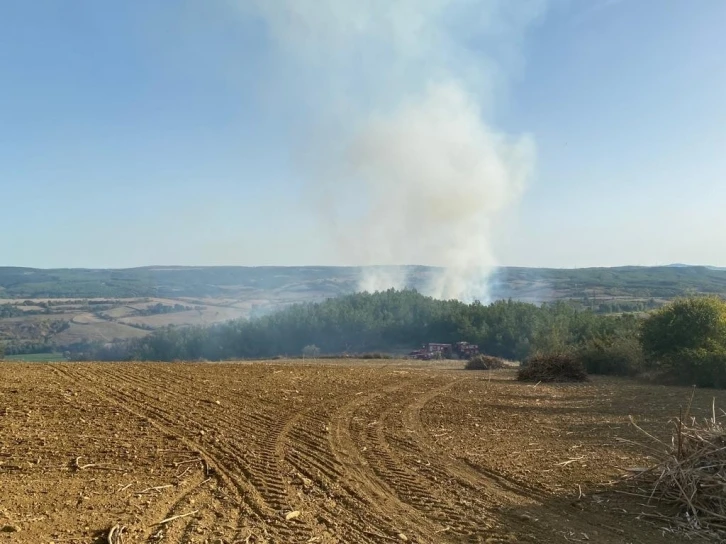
(246, 0, 545, 301)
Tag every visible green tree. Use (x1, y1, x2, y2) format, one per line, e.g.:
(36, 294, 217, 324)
(641, 296, 726, 358)
(640, 296, 726, 386)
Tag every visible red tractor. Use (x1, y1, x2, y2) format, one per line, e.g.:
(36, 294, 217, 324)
(454, 341, 479, 358)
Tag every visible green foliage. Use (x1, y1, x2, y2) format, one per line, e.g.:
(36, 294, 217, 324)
(0, 304, 24, 318)
(355, 352, 394, 359)
(518, 353, 588, 382)
(137, 303, 193, 316)
(577, 336, 644, 376)
(80, 289, 641, 363)
(639, 296, 726, 387)
(661, 348, 726, 388)
(4, 352, 66, 362)
(641, 296, 726, 359)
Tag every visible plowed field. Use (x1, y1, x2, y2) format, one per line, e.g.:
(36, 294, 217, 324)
(2, 361, 722, 543)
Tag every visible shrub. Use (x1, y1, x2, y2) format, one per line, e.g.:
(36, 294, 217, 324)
(640, 297, 726, 387)
(357, 352, 394, 359)
(662, 348, 726, 389)
(465, 354, 506, 370)
(517, 353, 588, 382)
(577, 336, 644, 376)
(641, 296, 726, 360)
(316, 352, 393, 359)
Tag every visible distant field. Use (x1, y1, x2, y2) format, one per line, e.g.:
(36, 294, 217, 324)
(0, 296, 256, 350)
(118, 306, 249, 329)
(5, 352, 67, 362)
(51, 321, 150, 344)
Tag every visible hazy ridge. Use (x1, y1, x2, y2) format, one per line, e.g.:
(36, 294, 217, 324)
(2, 264, 726, 301)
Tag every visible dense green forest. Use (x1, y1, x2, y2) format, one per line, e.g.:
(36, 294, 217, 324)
(80, 289, 639, 362)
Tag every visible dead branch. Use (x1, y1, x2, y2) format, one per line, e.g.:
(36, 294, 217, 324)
(136, 484, 173, 495)
(173, 458, 203, 467)
(155, 510, 199, 525)
(623, 398, 726, 539)
(175, 465, 192, 479)
(107, 524, 126, 544)
(74, 456, 97, 471)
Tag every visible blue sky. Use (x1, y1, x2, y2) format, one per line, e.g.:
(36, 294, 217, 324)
(1, 1, 724, 269)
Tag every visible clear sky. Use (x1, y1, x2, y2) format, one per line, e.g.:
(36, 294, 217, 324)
(1, 1, 724, 269)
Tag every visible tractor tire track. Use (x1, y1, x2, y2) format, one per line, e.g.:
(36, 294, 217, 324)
(329, 385, 472, 543)
(345, 386, 501, 542)
(51, 364, 248, 543)
(135, 365, 414, 543)
(56, 364, 303, 543)
(404, 376, 647, 543)
(95, 364, 312, 543)
(8, 362, 687, 544)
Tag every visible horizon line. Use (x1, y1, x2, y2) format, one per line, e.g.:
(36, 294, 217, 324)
(0, 263, 721, 271)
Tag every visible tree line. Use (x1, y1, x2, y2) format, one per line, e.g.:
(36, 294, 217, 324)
(60, 289, 726, 387)
(78, 289, 639, 362)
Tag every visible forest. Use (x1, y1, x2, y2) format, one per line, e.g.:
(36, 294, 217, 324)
(81, 289, 638, 363)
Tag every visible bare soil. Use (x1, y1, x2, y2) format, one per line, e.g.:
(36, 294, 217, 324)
(1, 360, 722, 543)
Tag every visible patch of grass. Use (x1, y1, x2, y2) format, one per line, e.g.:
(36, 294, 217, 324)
(5, 352, 67, 362)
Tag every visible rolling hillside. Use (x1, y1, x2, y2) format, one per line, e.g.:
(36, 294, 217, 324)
(1, 265, 726, 354)
(1, 265, 726, 300)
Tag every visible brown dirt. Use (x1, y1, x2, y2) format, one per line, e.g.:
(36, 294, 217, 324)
(1, 360, 722, 543)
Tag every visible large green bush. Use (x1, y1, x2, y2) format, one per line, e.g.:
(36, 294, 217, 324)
(641, 296, 726, 358)
(662, 348, 726, 388)
(640, 296, 726, 387)
(577, 336, 644, 376)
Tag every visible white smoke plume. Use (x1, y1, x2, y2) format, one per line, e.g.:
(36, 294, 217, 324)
(245, 0, 545, 301)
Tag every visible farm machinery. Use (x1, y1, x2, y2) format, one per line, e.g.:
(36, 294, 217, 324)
(407, 341, 479, 360)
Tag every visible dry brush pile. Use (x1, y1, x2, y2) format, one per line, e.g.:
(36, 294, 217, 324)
(517, 353, 588, 383)
(624, 395, 726, 538)
(465, 354, 507, 370)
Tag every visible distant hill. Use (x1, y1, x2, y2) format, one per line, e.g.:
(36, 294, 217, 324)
(488, 265, 726, 302)
(668, 263, 726, 271)
(1, 265, 726, 302)
(2, 265, 726, 353)
(0, 266, 361, 299)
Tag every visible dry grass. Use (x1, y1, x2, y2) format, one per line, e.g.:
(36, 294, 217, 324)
(624, 392, 726, 538)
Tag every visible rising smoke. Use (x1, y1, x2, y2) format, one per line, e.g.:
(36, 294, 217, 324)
(245, 0, 545, 301)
